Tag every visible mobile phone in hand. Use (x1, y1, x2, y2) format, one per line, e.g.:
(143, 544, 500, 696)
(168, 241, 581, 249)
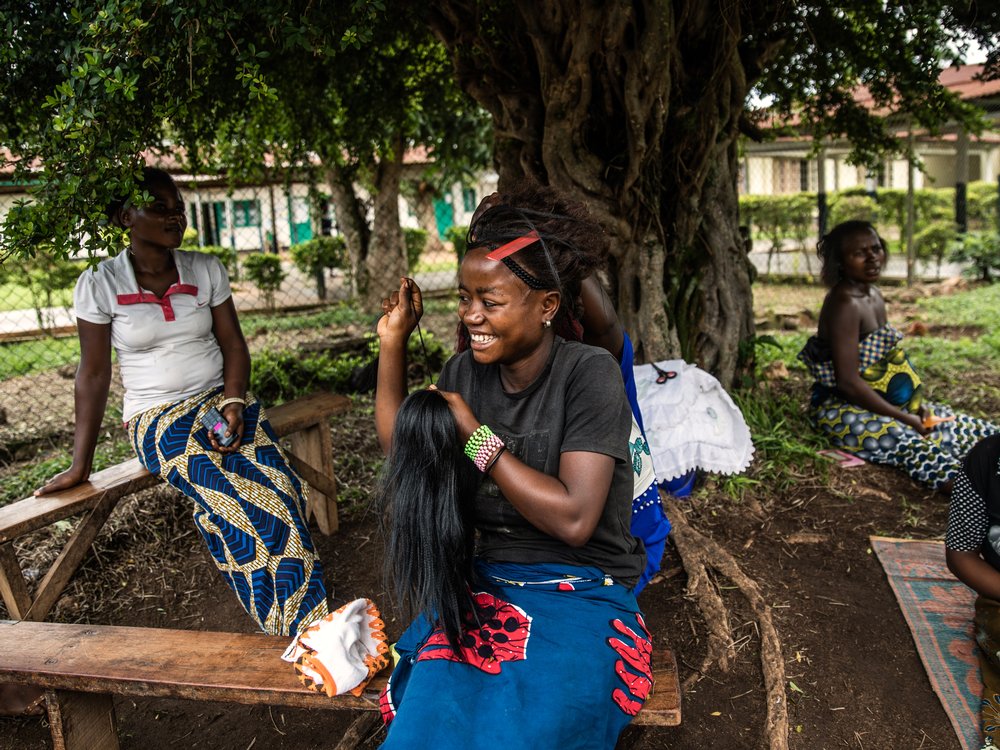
(201, 406, 237, 447)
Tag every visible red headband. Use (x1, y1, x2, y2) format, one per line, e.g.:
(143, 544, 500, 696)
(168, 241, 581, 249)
(485, 230, 540, 261)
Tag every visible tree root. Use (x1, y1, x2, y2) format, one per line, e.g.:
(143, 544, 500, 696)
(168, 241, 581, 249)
(332, 711, 382, 750)
(662, 493, 789, 750)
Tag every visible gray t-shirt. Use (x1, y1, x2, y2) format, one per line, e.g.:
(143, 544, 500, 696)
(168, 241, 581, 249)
(438, 337, 645, 586)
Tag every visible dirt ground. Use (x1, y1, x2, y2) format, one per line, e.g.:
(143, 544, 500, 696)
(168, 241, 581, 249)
(1, 281, 995, 749)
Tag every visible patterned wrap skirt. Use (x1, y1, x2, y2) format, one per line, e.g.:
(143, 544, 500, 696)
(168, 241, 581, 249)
(378, 561, 652, 749)
(128, 386, 329, 636)
(800, 325, 998, 489)
(976, 595, 1000, 748)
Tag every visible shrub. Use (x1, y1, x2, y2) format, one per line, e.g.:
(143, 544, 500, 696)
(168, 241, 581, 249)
(290, 236, 348, 301)
(914, 187, 953, 225)
(403, 227, 429, 272)
(250, 349, 366, 404)
(784, 193, 817, 277)
(876, 187, 955, 252)
(14, 251, 85, 332)
(950, 231, 1000, 282)
(738, 194, 764, 237)
(828, 194, 880, 228)
(180, 228, 199, 249)
(875, 188, 907, 246)
(968, 181, 999, 232)
(195, 245, 240, 280)
(242, 253, 287, 309)
(250, 330, 448, 403)
(444, 224, 469, 262)
(913, 221, 957, 279)
(290, 236, 347, 274)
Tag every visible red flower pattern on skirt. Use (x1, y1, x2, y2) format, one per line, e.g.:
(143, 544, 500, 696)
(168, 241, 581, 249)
(417, 591, 532, 674)
(607, 613, 653, 716)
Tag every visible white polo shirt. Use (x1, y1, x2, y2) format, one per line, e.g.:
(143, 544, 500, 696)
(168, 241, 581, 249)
(74, 249, 232, 422)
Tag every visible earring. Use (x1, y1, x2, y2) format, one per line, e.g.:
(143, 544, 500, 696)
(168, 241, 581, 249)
(542, 319, 552, 328)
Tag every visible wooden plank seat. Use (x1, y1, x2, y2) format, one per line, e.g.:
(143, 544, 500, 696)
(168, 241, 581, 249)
(0, 392, 351, 623)
(0, 619, 680, 749)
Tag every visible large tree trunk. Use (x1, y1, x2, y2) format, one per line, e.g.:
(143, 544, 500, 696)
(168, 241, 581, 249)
(428, 1, 765, 387)
(327, 137, 407, 307)
(365, 134, 408, 308)
(327, 163, 371, 298)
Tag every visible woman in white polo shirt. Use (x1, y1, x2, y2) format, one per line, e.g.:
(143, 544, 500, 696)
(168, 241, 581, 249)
(36, 168, 330, 637)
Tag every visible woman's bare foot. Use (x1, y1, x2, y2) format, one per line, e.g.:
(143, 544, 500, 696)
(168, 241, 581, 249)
(0, 684, 45, 717)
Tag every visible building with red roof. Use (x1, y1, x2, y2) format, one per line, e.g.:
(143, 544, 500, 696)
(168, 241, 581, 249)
(742, 64, 1000, 196)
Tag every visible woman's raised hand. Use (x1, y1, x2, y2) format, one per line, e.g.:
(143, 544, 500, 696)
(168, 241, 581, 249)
(428, 385, 480, 442)
(377, 277, 423, 342)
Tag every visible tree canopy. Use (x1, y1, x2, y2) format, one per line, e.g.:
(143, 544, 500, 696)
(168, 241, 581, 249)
(0, 0, 490, 299)
(1, 0, 997, 382)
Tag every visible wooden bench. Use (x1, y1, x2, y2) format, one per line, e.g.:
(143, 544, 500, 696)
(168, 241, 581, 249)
(0, 392, 351, 623)
(0, 619, 680, 749)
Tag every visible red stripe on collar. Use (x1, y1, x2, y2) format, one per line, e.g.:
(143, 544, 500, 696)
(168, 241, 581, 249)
(116, 283, 199, 322)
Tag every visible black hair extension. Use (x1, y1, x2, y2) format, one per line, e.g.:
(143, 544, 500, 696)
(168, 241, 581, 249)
(373, 389, 481, 654)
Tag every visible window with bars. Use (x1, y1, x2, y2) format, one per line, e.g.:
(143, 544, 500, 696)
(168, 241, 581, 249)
(462, 187, 477, 212)
(233, 199, 261, 228)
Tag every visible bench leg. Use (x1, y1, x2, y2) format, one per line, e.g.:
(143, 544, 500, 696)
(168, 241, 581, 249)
(29, 490, 120, 621)
(0, 542, 33, 619)
(287, 423, 339, 535)
(46, 689, 120, 750)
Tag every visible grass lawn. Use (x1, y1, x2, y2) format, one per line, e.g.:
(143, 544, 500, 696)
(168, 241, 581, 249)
(0, 336, 81, 380)
(0, 280, 73, 312)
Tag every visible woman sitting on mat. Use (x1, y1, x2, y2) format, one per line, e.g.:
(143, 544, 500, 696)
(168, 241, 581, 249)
(35, 167, 329, 636)
(798, 219, 997, 492)
(374, 182, 651, 748)
(945, 434, 1000, 748)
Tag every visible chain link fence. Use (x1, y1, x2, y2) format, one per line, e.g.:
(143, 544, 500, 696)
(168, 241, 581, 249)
(2, 96, 999, 451)
(0, 173, 492, 453)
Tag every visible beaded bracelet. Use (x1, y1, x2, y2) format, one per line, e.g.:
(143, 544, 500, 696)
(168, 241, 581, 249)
(218, 396, 246, 410)
(464, 424, 495, 461)
(472, 434, 506, 473)
(473, 438, 500, 467)
(483, 445, 507, 475)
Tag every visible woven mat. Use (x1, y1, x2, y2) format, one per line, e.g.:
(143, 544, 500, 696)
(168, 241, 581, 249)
(870, 536, 980, 749)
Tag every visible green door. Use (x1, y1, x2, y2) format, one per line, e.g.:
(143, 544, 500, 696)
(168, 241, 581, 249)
(287, 194, 313, 244)
(434, 195, 454, 237)
(212, 202, 227, 245)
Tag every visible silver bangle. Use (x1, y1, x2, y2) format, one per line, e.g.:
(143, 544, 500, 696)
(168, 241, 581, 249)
(218, 396, 246, 410)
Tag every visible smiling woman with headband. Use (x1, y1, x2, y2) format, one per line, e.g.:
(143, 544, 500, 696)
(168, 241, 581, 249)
(373, 181, 651, 748)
